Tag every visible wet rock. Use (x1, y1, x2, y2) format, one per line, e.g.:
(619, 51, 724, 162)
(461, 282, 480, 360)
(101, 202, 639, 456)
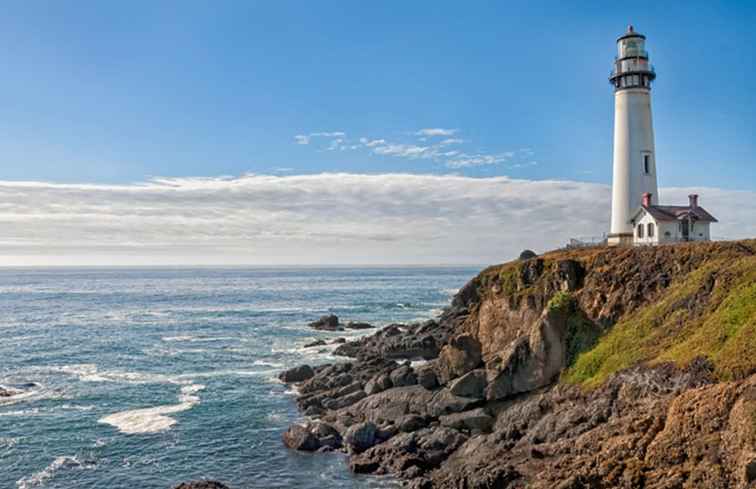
(282, 424, 320, 451)
(332, 337, 346, 344)
(439, 408, 493, 433)
(309, 314, 341, 331)
(345, 321, 374, 330)
(303, 339, 327, 348)
(0, 387, 13, 397)
(345, 421, 378, 453)
(436, 334, 482, 384)
(448, 369, 487, 399)
(278, 365, 315, 383)
(390, 365, 418, 388)
(172, 482, 231, 489)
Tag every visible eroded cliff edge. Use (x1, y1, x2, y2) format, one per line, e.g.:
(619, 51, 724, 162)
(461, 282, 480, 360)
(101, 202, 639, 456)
(279, 240, 756, 489)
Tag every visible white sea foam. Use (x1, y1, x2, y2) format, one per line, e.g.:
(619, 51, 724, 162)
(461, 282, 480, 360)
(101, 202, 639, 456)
(47, 364, 190, 386)
(15, 456, 94, 489)
(98, 384, 204, 435)
(0, 437, 18, 449)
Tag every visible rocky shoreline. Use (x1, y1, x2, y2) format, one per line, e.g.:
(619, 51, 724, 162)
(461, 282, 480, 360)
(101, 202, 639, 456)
(173, 241, 755, 489)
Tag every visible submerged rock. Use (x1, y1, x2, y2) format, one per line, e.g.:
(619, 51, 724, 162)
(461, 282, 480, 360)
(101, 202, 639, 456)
(309, 314, 341, 331)
(172, 482, 231, 489)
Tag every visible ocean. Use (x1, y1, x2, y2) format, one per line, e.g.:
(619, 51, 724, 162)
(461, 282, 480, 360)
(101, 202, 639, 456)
(0, 266, 478, 489)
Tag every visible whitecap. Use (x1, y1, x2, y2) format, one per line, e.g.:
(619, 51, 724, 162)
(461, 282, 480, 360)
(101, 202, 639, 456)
(15, 455, 95, 489)
(98, 384, 204, 435)
(161, 335, 236, 343)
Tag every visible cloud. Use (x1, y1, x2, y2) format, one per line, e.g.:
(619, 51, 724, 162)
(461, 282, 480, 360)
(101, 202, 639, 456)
(439, 138, 464, 146)
(372, 144, 432, 159)
(294, 131, 346, 145)
(446, 152, 516, 168)
(416, 128, 458, 137)
(0, 174, 752, 266)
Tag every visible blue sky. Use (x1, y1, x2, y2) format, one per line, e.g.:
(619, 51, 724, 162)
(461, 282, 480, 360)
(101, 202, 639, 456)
(1, 2, 755, 265)
(1, 1, 754, 188)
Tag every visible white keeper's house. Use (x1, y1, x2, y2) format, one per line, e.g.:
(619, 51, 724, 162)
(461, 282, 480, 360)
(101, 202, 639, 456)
(606, 26, 718, 246)
(630, 192, 718, 245)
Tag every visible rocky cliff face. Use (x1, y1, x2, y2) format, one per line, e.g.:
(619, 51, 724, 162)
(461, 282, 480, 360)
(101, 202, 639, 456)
(279, 240, 756, 488)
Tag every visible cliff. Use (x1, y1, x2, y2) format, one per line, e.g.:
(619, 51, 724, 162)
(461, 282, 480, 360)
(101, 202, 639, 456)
(277, 240, 756, 489)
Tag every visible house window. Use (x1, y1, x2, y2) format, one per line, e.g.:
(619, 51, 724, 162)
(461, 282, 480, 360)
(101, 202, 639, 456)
(647, 222, 654, 238)
(643, 154, 651, 175)
(637, 224, 644, 238)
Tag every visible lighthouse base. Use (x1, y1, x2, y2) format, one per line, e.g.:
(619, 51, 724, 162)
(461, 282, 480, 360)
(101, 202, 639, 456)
(607, 232, 634, 247)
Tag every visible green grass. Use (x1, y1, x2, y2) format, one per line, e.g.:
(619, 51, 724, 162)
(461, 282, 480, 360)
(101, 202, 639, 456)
(562, 255, 756, 388)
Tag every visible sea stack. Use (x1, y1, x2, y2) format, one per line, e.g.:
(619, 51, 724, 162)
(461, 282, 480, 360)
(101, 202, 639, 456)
(608, 25, 659, 246)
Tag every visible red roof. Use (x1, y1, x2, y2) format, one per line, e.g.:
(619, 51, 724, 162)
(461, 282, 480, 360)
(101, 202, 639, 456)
(641, 205, 718, 223)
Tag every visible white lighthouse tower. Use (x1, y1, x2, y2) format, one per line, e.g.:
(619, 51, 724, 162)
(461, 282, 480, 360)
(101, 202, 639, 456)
(608, 26, 659, 246)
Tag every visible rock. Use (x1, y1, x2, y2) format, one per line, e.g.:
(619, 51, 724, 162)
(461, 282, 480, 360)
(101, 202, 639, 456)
(309, 314, 341, 331)
(346, 321, 374, 329)
(365, 373, 393, 395)
(557, 259, 584, 291)
(303, 339, 327, 348)
(398, 415, 429, 433)
(439, 408, 493, 433)
(172, 482, 230, 489)
(485, 305, 571, 401)
(746, 459, 756, 483)
(436, 334, 482, 384)
(345, 421, 378, 453)
(448, 369, 487, 399)
(304, 405, 324, 417)
(416, 364, 439, 390)
(0, 388, 13, 397)
(332, 337, 346, 344)
(520, 258, 544, 285)
(519, 249, 537, 260)
(390, 365, 418, 388)
(427, 389, 479, 417)
(282, 424, 320, 451)
(311, 422, 343, 449)
(278, 365, 315, 383)
(322, 390, 367, 410)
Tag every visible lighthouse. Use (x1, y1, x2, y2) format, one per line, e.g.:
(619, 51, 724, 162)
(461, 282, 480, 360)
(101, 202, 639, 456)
(607, 26, 659, 246)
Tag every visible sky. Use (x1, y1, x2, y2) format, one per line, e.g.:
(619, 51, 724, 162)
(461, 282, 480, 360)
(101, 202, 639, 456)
(1, 1, 755, 266)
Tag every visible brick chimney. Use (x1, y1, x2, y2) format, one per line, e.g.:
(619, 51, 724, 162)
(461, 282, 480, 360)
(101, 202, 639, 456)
(689, 194, 699, 208)
(642, 192, 652, 207)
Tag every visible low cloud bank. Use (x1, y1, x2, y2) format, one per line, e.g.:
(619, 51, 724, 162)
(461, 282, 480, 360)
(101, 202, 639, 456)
(1, 173, 753, 265)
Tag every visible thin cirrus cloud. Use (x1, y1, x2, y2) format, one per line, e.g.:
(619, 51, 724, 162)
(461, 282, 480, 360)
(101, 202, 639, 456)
(296, 128, 534, 169)
(0, 174, 753, 266)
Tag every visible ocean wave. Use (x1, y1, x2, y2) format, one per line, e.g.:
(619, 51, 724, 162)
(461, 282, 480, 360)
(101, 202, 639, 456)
(45, 364, 191, 386)
(99, 384, 205, 435)
(15, 455, 95, 489)
(0, 437, 18, 449)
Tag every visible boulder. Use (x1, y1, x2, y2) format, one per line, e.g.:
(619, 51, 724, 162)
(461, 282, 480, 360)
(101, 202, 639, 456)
(332, 337, 346, 344)
(439, 407, 494, 433)
(436, 334, 482, 384)
(448, 369, 487, 399)
(309, 314, 341, 331)
(345, 421, 378, 453)
(365, 373, 393, 395)
(390, 365, 418, 388)
(303, 339, 327, 348)
(282, 424, 320, 451)
(173, 482, 230, 489)
(519, 249, 537, 260)
(416, 364, 439, 390)
(278, 365, 315, 383)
